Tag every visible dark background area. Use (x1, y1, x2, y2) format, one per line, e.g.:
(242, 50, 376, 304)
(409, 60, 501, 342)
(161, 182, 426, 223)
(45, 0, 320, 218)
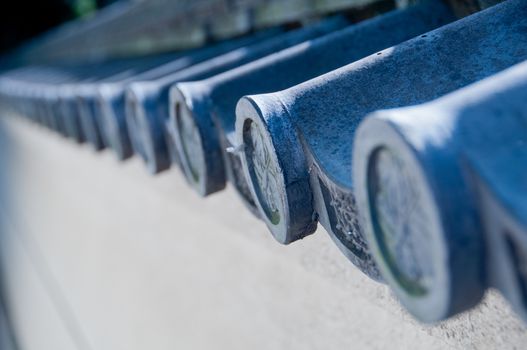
(0, 0, 116, 54)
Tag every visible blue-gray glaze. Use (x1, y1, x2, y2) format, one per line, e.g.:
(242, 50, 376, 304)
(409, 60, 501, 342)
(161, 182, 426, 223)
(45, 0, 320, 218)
(96, 28, 284, 160)
(168, 0, 455, 278)
(354, 60, 527, 322)
(236, 0, 527, 242)
(125, 16, 350, 174)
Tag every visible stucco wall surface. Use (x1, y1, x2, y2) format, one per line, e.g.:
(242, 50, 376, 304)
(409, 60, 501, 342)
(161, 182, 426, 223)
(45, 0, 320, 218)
(0, 117, 525, 350)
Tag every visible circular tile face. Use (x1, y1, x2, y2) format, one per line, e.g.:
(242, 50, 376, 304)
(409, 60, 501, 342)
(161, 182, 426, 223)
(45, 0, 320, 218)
(129, 100, 148, 162)
(367, 147, 436, 297)
(99, 100, 118, 150)
(244, 120, 283, 225)
(175, 102, 205, 184)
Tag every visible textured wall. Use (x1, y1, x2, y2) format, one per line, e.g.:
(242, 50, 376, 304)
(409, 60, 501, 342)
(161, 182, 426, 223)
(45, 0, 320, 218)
(0, 116, 526, 350)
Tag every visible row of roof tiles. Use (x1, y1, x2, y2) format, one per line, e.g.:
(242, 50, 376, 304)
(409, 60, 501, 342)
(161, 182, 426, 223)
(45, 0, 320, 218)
(0, 0, 525, 324)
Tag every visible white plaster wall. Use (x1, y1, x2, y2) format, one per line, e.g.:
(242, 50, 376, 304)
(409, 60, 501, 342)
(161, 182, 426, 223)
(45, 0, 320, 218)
(0, 116, 525, 350)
